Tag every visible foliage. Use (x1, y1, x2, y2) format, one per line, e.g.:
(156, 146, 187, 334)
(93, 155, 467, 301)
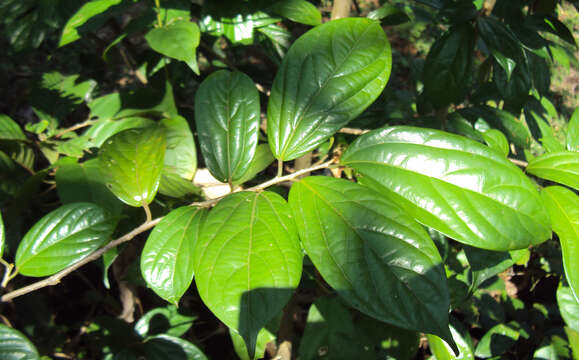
(0, 0, 578, 359)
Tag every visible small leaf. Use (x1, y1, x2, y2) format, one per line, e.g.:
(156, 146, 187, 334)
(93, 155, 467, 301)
(427, 317, 474, 360)
(193, 191, 302, 358)
(491, 50, 516, 81)
(527, 151, 579, 190)
(134, 305, 196, 338)
(557, 283, 579, 332)
(102, 247, 118, 289)
(230, 327, 276, 360)
(567, 108, 579, 152)
(474, 323, 520, 358)
(0, 114, 26, 140)
(341, 126, 551, 251)
(161, 116, 197, 180)
(233, 144, 275, 185)
(194, 70, 260, 183)
(480, 129, 509, 156)
(15, 203, 116, 277)
(289, 176, 456, 349)
(141, 207, 207, 304)
(268, 0, 321, 26)
(267, 17, 392, 161)
(145, 20, 201, 74)
(59, 0, 123, 47)
(367, 4, 411, 26)
(99, 126, 166, 207)
(0, 324, 39, 360)
(543, 186, 579, 302)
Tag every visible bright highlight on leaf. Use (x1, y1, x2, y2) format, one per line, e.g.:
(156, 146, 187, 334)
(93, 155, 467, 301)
(527, 151, 579, 190)
(342, 126, 551, 251)
(267, 17, 392, 161)
(193, 191, 302, 358)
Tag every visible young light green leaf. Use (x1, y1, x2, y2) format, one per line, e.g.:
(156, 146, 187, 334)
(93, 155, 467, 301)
(480, 129, 509, 157)
(160, 116, 197, 181)
(99, 126, 166, 207)
(567, 108, 579, 152)
(543, 186, 579, 302)
(474, 323, 520, 358)
(565, 327, 579, 359)
(532, 342, 558, 360)
(194, 70, 260, 183)
(289, 176, 457, 351)
(267, 17, 392, 161)
(59, 0, 122, 47)
(141, 207, 207, 304)
(145, 20, 201, 74)
(556, 284, 579, 332)
(268, 0, 321, 26)
(0, 324, 39, 360)
(527, 151, 579, 190)
(56, 159, 123, 216)
(134, 305, 196, 338)
(427, 318, 474, 360)
(193, 191, 302, 358)
(342, 126, 551, 251)
(0, 114, 26, 140)
(233, 144, 275, 185)
(15, 203, 116, 277)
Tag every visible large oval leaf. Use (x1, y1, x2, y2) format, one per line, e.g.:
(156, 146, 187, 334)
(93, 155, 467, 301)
(341, 126, 551, 251)
(141, 206, 207, 304)
(527, 151, 579, 190)
(194, 70, 260, 183)
(289, 176, 456, 349)
(267, 17, 392, 161)
(15, 203, 116, 277)
(0, 324, 39, 360)
(543, 186, 579, 302)
(99, 126, 166, 207)
(145, 20, 201, 74)
(193, 191, 302, 358)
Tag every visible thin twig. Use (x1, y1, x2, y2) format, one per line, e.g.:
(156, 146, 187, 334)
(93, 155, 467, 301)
(1, 160, 335, 303)
(338, 127, 370, 135)
(54, 119, 99, 138)
(509, 158, 528, 167)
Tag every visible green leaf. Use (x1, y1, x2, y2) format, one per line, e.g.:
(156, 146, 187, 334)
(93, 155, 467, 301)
(160, 116, 197, 181)
(0, 114, 26, 140)
(543, 186, 579, 302)
(267, 17, 392, 161)
(491, 50, 516, 82)
(200, 11, 278, 46)
(145, 20, 201, 74)
(233, 144, 275, 185)
(194, 70, 260, 183)
(102, 247, 118, 289)
(565, 327, 579, 360)
(422, 25, 475, 107)
(59, 0, 122, 47)
(141, 207, 207, 304)
(134, 305, 196, 338)
(268, 0, 321, 26)
(478, 17, 523, 66)
(341, 126, 551, 251)
(119, 334, 208, 360)
(567, 108, 579, 152)
(0, 212, 4, 259)
(99, 126, 166, 207)
(230, 327, 276, 360)
(0, 324, 39, 360)
(85, 117, 155, 148)
(464, 246, 515, 290)
(15, 203, 116, 277)
(56, 159, 123, 216)
(367, 4, 411, 26)
(557, 283, 579, 332)
(480, 128, 509, 156)
(533, 342, 558, 360)
(527, 151, 579, 190)
(474, 323, 520, 358)
(427, 317, 474, 360)
(289, 176, 456, 349)
(158, 172, 201, 198)
(193, 191, 302, 358)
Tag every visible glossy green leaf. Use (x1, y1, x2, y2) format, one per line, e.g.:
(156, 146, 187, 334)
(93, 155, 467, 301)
(423, 24, 474, 107)
(481, 129, 509, 157)
(141, 207, 207, 304)
(160, 116, 197, 181)
(0, 114, 26, 140)
(145, 20, 200, 74)
(194, 70, 260, 183)
(527, 151, 579, 190)
(341, 126, 551, 251)
(56, 159, 123, 216)
(533, 342, 558, 360)
(492, 50, 516, 81)
(0, 212, 4, 259)
(85, 117, 155, 148)
(474, 323, 520, 358)
(565, 327, 579, 360)
(367, 4, 411, 26)
(230, 327, 275, 360)
(193, 191, 302, 358)
(267, 17, 392, 161)
(59, 0, 122, 47)
(427, 318, 474, 360)
(233, 144, 275, 185)
(0, 324, 39, 360)
(268, 0, 321, 26)
(557, 284, 579, 332)
(118, 334, 208, 360)
(134, 305, 196, 338)
(158, 173, 201, 198)
(567, 108, 579, 152)
(200, 11, 278, 46)
(543, 187, 579, 302)
(289, 176, 456, 349)
(99, 126, 166, 207)
(478, 17, 523, 66)
(15, 203, 116, 277)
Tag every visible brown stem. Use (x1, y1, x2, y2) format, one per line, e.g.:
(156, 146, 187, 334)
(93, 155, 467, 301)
(54, 119, 99, 138)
